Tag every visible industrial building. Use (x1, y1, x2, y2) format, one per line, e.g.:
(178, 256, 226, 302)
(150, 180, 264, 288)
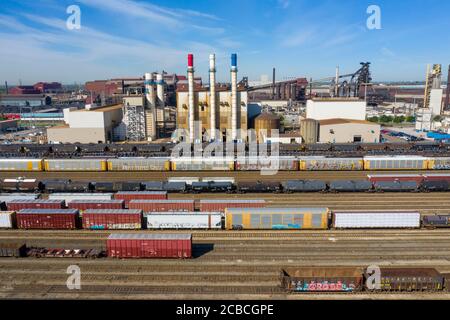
(47, 104, 122, 143)
(176, 54, 248, 142)
(306, 98, 367, 121)
(318, 118, 380, 143)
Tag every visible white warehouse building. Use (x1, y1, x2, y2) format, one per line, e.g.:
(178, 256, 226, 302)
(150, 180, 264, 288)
(306, 98, 367, 121)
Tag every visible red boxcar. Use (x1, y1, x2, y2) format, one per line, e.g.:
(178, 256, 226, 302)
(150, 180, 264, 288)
(82, 209, 142, 230)
(114, 191, 167, 207)
(68, 199, 124, 211)
(199, 199, 266, 212)
(423, 173, 450, 182)
(7, 199, 64, 211)
(107, 233, 192, 258)
(128, 200, 195, 212)
(367, 174, 424, 184)
(17, 209, 79, 229)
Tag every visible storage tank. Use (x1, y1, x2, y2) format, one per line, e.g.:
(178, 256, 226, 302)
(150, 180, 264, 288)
(300, 118, 319, 144)
(254, 113, 280, 143)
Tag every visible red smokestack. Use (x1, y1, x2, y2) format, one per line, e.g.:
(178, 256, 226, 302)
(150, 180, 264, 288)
(188, 54, 194, 67)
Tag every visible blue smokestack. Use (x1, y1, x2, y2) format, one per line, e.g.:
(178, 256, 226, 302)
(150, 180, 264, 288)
(231, 53, 237, 68)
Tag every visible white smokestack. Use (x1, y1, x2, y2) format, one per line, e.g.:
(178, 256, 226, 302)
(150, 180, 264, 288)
(144, 72, 156, 139)
(335, 66, 339, 97)
(231, 53, 238, 141)
(156, 73, 165, 123)
(209, 54, 216, 141)
(187, 54, 195, 143)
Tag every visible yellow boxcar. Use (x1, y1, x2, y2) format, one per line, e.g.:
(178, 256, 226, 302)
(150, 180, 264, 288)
(428, 157, 450, 170)
(225, 207, 329, 230)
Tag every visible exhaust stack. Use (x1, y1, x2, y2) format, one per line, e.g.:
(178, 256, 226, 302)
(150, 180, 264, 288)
(231, 53, 238, 141)
(209, 54, 216, 141)
(144, 73, 157, 139)
(187, 54, 195, 143)
(156, 73, 165, 128)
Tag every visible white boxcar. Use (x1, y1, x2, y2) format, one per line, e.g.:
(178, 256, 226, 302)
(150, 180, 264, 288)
(168, 177, 199, 185)
(429, 157, 450, 170)
(107, 157, 170, 171)
(363, 155, 428, 170)
(171, 157, 234, 171)
(0, 212, 15, 228)
(235, 156, 298, 171)
(332, 210, 421, 229)
(300, 156, 363, 171)
(0, 158, 43, 171)
(44, 159, 106, 171)
(49, 193, 113, 203)
(145, 212, 222, 229)
(0, 193, 40, 203)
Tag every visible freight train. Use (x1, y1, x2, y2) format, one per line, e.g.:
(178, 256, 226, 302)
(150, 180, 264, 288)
(1, 155, 450, 172)
(3, 173, 450, 193)
(1, 206, 449, 230)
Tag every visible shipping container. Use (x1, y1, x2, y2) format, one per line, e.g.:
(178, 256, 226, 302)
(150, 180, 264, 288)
(365, 268, 443, 292)
(332, 210, 420, 229)
(2, 178, 42, 192)
(107, 233, 192, 258)
(82, 209, 142, 230)
(236, 181, 282, 193)
(7, 199, 64, 211)
(367, 174, 424, 184)
(107, 157, 170, 171)
(0, 158, 43, 171)
(44, 159, 107, 171)
(129, 200, 195, 212)
(363, 155, 428, 170)
(235, 156, 298, 171)
(170, 157, 234, 171)
(329, 180, 373, 192)
(225, 207, 329, 230)
(17, 209, 79, 229)
(428, 157, 450, 170)
(114, 191, 167, 206)
(422, 214, 450, 228)
(0, 193, 39, 203)
(67, 199, 124, 211)
(282, 180, 327, 193)
(374, 180, 419, 192)
(49, 193, 113, 203)
(281, 267, 364, 293)
(145, 212, 222, 229)
(0, 212, 16, 228)
(0, 242, 27, 257)
(300, 157, 363, 171)
(199, 199, 266, 212)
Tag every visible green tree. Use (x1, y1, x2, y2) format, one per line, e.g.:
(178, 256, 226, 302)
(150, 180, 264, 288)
(368, 116, 379, 123)
(406, 116, 415, 122)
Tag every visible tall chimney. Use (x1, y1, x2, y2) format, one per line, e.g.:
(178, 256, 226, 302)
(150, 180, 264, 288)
(272, 68, 275, 99)
(209, 54, 216, 141)
(144, 73, 156, 139)
(231, 53, 238, 141)
(4, 81, 8, 95)
(335, 66, 340, 97)
(187, 53, 195, 143)
(445, 65, 450, 111)
(156, 73, 165, 132)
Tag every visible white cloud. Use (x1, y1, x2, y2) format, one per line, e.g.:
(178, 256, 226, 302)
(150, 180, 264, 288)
(277, 0, 290, 9)
(280, 30, 314, 47)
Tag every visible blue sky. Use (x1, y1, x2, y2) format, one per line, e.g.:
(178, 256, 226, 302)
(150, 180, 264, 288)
(0, 0, 449, 84)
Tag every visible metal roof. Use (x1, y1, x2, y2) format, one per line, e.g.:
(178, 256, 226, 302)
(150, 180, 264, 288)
(83, 209, 142, 214)
(18, 209, 78, 214)
(129, 200, 194, 203)
(108, 233, 191, 240)
(68, 199, 124, 203)
(200, 199, 265, 203)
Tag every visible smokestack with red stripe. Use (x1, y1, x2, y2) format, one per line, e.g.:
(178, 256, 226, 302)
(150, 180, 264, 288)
(231, 53, 238, 141)
(187, 53, 195, 143)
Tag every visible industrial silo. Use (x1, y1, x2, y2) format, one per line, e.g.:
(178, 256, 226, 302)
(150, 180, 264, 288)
(255, 113, 280, 143)
(300, 118, 319, 144)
